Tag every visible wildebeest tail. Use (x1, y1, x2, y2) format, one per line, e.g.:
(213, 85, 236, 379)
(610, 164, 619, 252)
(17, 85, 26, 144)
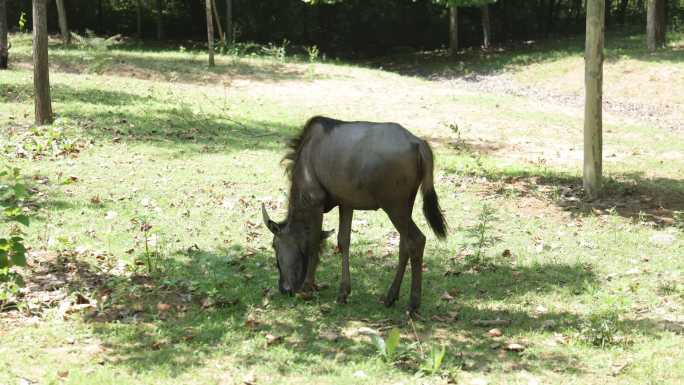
(418, 140, 448, 239)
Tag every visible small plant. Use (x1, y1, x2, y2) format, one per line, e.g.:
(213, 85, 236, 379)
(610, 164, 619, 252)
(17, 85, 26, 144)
(18, 12, 27, 33)
(131, 215, 165, 277)
(370, 328, 401, 362)
(579, 295, 629, 348)
(306, 45, 320, 79)
(0, 167, 30, 311)
(465, 203, 497, 268)
(420, 344, 447, 375)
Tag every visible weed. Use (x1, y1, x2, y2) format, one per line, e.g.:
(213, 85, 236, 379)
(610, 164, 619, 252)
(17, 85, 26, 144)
(579, 295, 630, 348)
(464, 203, 498, 268)
(370, 328, 401, 363)
(419, 344, 447, 376)
(306, 45, 320, 79)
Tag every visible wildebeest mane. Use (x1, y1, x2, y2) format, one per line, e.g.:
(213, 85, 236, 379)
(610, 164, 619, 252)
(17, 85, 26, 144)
(282, 116, 340, 179)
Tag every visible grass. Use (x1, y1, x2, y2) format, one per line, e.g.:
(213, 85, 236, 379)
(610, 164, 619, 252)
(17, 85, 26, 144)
(1, 32, 684, 385)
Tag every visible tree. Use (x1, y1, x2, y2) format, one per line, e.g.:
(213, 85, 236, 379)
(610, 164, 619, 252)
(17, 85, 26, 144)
(33, 0, 53, 125)
(481, 4, 490, 49)
(136, 0, 143, 37)
(433, 1, 497, 55)
(55, 0, 70, 44)
(0, 0, 8, 69)
(156, 0, 164, 40)
(206, 0, 215, 67)
(584, 0, 605, 198)
(211, 0, 225, 48)
(225, 0, 232, 44)
(647, 0, 667, 51)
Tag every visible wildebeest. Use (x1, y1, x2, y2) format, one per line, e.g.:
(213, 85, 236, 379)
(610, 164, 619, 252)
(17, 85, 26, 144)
(262, 116, 447, 312)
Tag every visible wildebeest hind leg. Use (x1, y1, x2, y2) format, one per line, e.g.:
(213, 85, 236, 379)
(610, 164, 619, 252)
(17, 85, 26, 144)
(337, 206, 353, 303)
(407, 220, 426, 314)
(383, 208, 411, 308)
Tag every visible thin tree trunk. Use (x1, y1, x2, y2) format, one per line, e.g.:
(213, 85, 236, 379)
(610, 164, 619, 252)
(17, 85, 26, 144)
(655, 0, 666, 46)
(605, 0, 611, 26)
(481, 4, 491, 49)
(55, 0, 69, 44)
(206, 0, 214, 67)
(584, 0, 605, 198)
(136, 0, 142, 38)
(156, 0, 164, 40)
(211, 0, 225, 48)
(647, 0, 657, 51)
(98, 0, 103, 33)
(225, 0, 232, 44)
(33, 0, 53, 125)
(449, 5, 458, 55)
(0, 0, 8, 69)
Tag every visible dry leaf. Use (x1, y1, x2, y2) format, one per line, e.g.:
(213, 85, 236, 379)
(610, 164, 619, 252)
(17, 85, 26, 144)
(156, 303, 172, 312)
(57, 370, 69, 378)
(504, 342, 526, 352)
(440, 291, 454, 301)
(487, 328, 503, 337)
(265, 333, 283, 346)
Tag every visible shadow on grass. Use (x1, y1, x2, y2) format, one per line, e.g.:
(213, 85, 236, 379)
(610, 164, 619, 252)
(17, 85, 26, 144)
(22, 239, 661, 378)
(441, 140, 684, 229)
(370, 32, 684, 80)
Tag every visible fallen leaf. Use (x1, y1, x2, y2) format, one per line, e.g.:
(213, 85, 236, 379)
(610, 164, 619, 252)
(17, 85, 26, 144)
(265, 333, 282, 346)
(57, 370, 69, 378)
(156, 303, 172, 312)
(440, 291, 454, 302)
(504, 342, 526, 352)
(487, 328, 503, 337)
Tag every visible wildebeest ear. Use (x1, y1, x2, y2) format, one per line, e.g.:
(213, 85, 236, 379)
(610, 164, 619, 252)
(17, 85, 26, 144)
(261, 203, 281, 234)
(321, 229, 335, 240)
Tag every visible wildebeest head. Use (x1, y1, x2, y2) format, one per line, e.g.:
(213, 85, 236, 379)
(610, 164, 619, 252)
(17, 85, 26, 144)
(262, 204, 333, 295)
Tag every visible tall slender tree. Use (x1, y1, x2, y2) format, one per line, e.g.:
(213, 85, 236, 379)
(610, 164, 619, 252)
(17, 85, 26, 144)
(647, 0, 657, 51)
(449, 4, 458, 54)
(0, 0, 8, 69)
(156, 0, 164, 40)
(584, 0, 605, 198)
(433, 1, 497, 55)
(206, 0, 215, 67)
(33, 0, 53, 125)
(136, 0, 143, 37)
(55, 0, 70, 44)
(225, 0, 232, 44)
(211, 0, 225, 48)
(481, 4, 491, 49)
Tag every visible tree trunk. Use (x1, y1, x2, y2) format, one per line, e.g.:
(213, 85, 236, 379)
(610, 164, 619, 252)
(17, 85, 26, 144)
(225, 0, 232, 44)
(206, 0, 214, 67)
(449, 5, 458, 55)
(98, 0, 103, 33)
(55, 0, 70, 44)
(0, 0, 8, 69)
(655, 0, 666, 46)
(481, 4, 491, 49)
(584, 0, 605, 198)
(136, 0, 142, 38)
(211, 0, 225, 48)
(33, 0, 53, 125)
(646, 0, 656, 51)
(156, 0, 164, 40)
(605, 0, 611, 26)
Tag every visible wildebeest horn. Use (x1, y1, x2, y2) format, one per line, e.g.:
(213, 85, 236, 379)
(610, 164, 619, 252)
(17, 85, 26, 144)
(261, 203, 280, 234)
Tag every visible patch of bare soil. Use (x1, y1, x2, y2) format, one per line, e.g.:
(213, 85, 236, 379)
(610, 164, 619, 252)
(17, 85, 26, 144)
(439, 72, 682, 132)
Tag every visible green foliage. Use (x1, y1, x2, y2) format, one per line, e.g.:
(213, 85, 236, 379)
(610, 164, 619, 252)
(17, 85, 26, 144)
(18, 12, 27, 33)
(371, 328, 401, 362)
(420, 344, 447, 375)
(579, 296, 629, 348)
(0, 167, 29, 270)
(465, 203, 497, 267)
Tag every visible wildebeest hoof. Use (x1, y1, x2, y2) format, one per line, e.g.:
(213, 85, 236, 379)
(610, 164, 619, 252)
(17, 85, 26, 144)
(301, 282, 319, 292)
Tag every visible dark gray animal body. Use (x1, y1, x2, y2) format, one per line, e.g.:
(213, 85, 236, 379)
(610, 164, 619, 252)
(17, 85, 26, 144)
(262, 116, 447, 312)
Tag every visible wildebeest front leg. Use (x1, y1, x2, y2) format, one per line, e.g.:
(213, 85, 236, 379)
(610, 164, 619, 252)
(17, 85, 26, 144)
(337, 206, 353, 303)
